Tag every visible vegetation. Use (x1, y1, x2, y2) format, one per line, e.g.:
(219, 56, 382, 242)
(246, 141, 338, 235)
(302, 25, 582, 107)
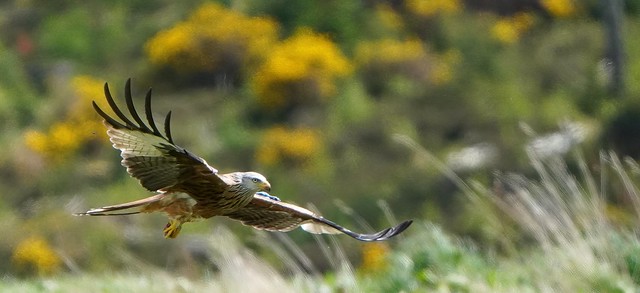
(2, 0, 640, 291)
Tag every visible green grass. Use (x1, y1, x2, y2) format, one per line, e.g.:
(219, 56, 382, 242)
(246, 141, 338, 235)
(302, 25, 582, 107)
(392, 137, 640, 292)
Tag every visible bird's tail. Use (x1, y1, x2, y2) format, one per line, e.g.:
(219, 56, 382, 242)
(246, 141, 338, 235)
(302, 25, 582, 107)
(73, 193, 166, 216)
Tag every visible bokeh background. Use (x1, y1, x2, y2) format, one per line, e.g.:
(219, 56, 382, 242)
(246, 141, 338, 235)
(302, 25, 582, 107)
(3, 0, 640, 291)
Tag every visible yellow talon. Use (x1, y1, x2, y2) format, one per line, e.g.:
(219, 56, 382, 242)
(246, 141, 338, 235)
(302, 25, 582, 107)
(163, 219, 182, 239)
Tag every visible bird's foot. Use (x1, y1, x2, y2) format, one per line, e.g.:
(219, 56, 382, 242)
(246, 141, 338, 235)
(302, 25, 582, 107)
(256, 191, 280, 201)
(163, 219, 182, 239)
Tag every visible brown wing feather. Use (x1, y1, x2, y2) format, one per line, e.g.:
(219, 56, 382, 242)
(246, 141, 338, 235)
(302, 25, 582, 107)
(94, 79, 229, 198)
(224, 195, 413, 242)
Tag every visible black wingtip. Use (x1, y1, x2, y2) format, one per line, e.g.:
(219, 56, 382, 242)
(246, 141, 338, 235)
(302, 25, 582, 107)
(104, 80, 137, 129)
(144, 88, 162, 136)
(164, 111, 174, 144)
(96, 79, 176, 144)
(93, 100, 127, 129)
(386, 219, 413, 238)
(125, 79, 152, 133)
(318, 217, 413, 242)
(354, 219, 413, 242)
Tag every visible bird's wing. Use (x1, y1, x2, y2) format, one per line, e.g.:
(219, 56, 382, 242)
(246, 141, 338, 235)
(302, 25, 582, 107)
(94, 79, 229, 198)
(223, 194, 413, 241)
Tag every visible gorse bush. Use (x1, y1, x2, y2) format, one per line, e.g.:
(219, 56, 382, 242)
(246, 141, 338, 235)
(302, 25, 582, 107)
(541, 0, 579, 18)
(404, 0, 462, 18)
(256, 126, 323, 166)
(355, 38, 459, 96)
(146, 3, 279, 79)
(355, 38, 427, 70)
(12, 236, 61, 276)
(491, 13, 536, 44)
(24, 75, 107, 164)
(252, 29, 352, 109)
(359, 242, 390, 274)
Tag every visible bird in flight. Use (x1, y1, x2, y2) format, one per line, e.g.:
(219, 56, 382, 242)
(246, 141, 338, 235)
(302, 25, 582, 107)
(75, 79, 412, 241)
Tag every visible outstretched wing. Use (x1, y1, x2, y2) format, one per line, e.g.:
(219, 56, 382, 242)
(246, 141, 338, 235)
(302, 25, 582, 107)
(223, 194, 413, 241)
(94, 79, 229, 197)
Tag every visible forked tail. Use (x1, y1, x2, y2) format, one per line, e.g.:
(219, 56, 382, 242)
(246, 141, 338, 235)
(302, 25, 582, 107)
(74, 193, 165, 216)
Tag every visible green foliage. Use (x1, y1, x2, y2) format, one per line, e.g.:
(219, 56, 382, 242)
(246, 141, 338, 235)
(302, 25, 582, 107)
(37, 6, 136, 67)
(38, 8, 94, 62)
(247, 0, 366, 49)
(0, 44, 38, 131)
(625, 244, 640, 285)
(625, 19, 640, 96)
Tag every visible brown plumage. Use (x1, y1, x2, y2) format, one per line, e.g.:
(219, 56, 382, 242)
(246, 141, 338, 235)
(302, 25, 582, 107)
(75, 79, 412, 241)
(225, 192, 412, 241)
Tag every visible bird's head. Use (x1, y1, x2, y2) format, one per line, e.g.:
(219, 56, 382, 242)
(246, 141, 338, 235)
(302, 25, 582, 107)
(242, 172, 271, 192)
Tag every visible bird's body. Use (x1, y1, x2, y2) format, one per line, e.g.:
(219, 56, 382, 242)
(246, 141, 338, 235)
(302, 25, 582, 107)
(76, 79, 412, 241)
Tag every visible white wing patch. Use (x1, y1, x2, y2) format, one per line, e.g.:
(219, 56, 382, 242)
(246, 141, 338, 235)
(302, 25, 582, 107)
(107, 127, 169, 157)
(105, 126, 183, 191)
(301, 222, 342, 234)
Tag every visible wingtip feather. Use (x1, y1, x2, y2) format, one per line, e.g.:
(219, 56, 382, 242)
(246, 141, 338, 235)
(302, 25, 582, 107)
(125, 79, 152, 133)
(104, 80, 137, 129)
(164, 111, 174, 144)
(144, 88, 162, 136)
(352, 219, 412, 241)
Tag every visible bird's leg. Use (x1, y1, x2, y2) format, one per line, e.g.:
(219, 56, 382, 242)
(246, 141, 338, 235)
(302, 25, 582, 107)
(163, 219, 182, 239)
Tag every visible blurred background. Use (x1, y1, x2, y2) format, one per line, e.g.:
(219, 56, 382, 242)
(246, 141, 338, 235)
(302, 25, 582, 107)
(3, 0, 640, 291)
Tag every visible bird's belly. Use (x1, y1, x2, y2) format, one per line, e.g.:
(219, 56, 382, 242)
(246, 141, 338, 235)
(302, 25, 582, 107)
(143, 193, 200, 221)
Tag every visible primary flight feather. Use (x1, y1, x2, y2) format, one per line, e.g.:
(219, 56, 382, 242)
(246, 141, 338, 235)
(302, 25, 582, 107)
(75, 79, 412, 241)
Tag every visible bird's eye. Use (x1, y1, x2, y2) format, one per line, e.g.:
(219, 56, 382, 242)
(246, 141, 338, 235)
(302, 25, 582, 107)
(251, 178, 259, 183)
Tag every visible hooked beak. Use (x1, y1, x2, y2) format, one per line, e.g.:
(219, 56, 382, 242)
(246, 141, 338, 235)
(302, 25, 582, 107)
(260, 181, 271, 192)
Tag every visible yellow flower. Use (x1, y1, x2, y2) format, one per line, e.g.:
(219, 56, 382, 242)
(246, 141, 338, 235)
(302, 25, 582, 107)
(355, 38, 426, 67)
(356, 38, 457, 86)
(430, 49, 460, 85)
(24, 75, 107, 164)
(541, 0, 577, 18)
(360, 242, 390, 273)
(492, 19, 519, 44)
(70, 75, 109, 142)
(405, 0, 461, 17)
(491, 13, 536, 44)
(146, 3, 279, 73)
(256, 126, 322, 166)
(375, 4, 404, 31)
(50, 122, 82, 151)
(12, 236, 62, 275)
(253, 29, 352, 108)
(24, 122, 81, 164)
(72, 75, 105, 107)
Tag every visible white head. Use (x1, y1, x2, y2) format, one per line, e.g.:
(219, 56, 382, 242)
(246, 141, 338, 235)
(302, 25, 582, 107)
(241, 172, 271, 192)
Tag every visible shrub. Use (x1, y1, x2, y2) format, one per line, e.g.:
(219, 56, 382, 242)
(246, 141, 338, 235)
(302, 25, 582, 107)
(146, 3, 278, 80)
(24, 75, 107, 164)
(404, 0, 462, 17)
(256, 126, 322, 166)
(12, 236, 61, 276)
(252, 29, 352, 109)
(355, 38, 459, 95)
(541, 0, 579, 18)
(491, 13, 536, 44)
